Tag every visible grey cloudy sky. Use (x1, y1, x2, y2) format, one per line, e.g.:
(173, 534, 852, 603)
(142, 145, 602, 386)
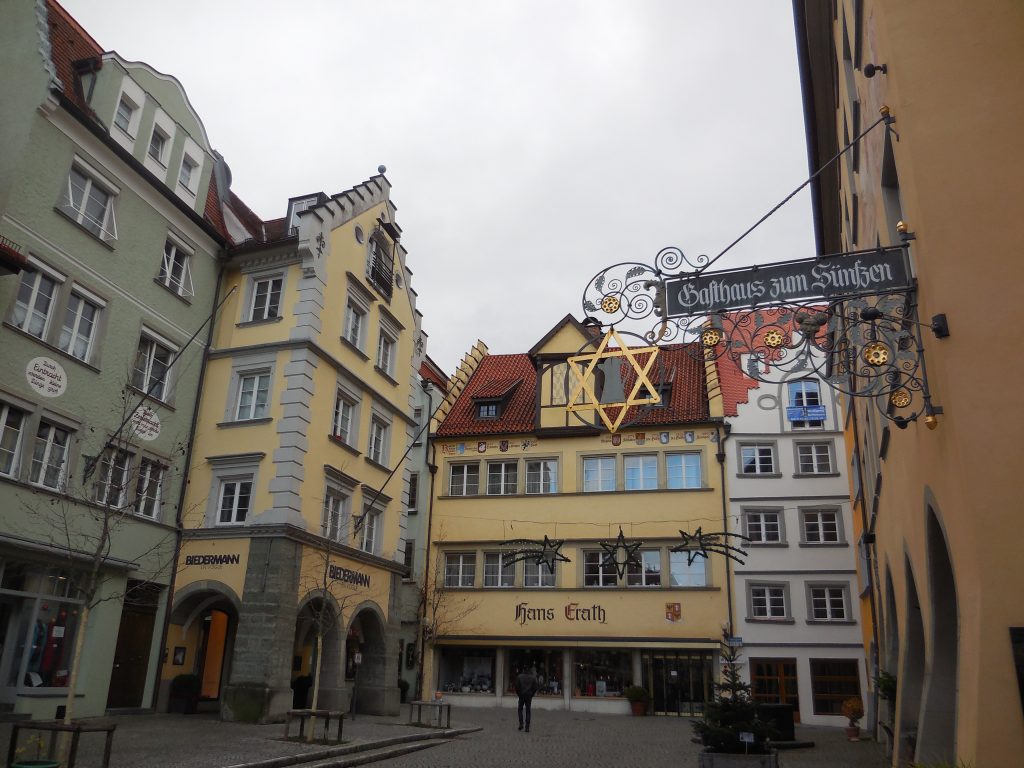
(61, 0, 814, 375)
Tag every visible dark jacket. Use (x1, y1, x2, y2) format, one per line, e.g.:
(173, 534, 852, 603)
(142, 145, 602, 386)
(514, 670, 538, 698)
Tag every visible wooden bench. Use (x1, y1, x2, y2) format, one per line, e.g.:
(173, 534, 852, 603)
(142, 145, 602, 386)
(6, 719, 117, 768)
(408, 700, 452, 728)
(284, 709, 345, 742)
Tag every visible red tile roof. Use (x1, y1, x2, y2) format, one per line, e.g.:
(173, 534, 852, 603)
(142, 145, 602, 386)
(605, 344, 711, 426)
(46, 1, 103, 113)
(437, 354, 536, 436)
(203, 170, 228, 240)
(420, 358, 448, 390)
(472, 377, 521, 400)
(714, 356, 759, 417)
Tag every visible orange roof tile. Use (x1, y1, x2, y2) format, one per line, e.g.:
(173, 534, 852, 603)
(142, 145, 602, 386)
(203, 170, 228, 240)
(437, 354, 536, 436)
(46, 0, 103, 113)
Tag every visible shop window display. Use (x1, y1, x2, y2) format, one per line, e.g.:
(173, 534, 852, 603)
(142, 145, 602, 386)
(507, 649, 563, 696)
(573, 649, 632, 697)
(438, 647, 495, 694)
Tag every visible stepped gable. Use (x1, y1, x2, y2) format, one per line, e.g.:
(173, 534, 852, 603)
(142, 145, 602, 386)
(714, 355, 759, 417)
(436, 353, 536, 437)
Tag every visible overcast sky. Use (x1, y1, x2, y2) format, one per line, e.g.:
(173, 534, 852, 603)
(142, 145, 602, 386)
(61, 0, 814, 375)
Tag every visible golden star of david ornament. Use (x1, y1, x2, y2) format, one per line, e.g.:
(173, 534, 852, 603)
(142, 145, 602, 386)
(565, 328, 660, 433)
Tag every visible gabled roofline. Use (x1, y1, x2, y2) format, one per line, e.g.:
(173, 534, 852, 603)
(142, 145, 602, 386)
(527, 313, 599, 358)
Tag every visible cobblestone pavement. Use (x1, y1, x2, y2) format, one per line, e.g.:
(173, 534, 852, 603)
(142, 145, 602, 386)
(0, 707, 888, 768)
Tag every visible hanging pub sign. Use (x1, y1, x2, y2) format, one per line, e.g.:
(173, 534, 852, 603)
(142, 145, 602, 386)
(664, 246, 912, 317)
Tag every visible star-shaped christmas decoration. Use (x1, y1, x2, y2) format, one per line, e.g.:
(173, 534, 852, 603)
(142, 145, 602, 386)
(565, 328, 661, 433)
(671, 526, 750, 566)
(499, 535, 572, 574)
(599, 527, 643, 579)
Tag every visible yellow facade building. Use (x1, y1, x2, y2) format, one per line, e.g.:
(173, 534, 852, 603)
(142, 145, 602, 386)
(794, 1, 1024, 763)
(422, 316, 731, 715)
(160, 175, 422, 720)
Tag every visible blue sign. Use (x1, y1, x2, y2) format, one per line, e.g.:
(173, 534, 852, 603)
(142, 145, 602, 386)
(787, 405, 826, 422)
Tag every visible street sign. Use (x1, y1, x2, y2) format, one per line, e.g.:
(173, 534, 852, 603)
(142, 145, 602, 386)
(664, 246, 911, 317)
(786, 405, 827, 422)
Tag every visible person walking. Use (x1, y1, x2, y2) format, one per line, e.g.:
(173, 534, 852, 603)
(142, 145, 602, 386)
(515, 666, 539, 732)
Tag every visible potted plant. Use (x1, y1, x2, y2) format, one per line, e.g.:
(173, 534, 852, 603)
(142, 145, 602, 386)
(623, 685, 648, 716)
(12, 733, 59, 768)
(694, 632, 778, 767)
(169, 673, 202, 714)
(842, 696, 865, 740)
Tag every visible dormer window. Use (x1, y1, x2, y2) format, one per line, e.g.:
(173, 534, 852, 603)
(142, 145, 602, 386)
(478, 402, 500, 419)
(471, 377, 521, 421)
(286, 195, 322, 234)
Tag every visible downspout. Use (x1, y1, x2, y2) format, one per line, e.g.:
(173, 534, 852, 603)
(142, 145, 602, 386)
(715, 423, 735, 637)
(415, 427, 439, 701)
(147, 267, 225, 710)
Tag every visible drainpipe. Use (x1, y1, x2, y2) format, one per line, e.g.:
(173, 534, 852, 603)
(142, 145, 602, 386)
(415, 427, 439, 702)
(715, 423, 735, 638)
(147, 268, 225, 711)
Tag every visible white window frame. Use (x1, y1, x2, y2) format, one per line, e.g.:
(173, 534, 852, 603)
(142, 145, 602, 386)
(0, 403, 27, 479)
(667, 452, 702, 489)
(93, 447, 133, 508)
(749, 582, 790, 620)
(368, 417, 389, 465)
(358, 509, 379, 554)
(12, 265, 61, 340)
(343, 302, 365, 349)
(406, 472, 419, 513)
(524, 560, 556, 588)
(483, 552, 515, 587)
(60, 161, 118, 242)
(788, 378, 825, 429)
(217, 477, 253, 525)
(58, 288, 102, 362)
(332, 392, 356, 444)
(159, 238, 195, 298)
(624, 454, 658, 490)
(796, 442, 834, 474)
(669, 551, 708, 587)
(740, 443, 777, 475)
(147, 126, 169, 166)
(132, 331, 176, 402)
(249, 275, 283, 322)
(134, 458, 163, 518)
(235, 372, 271, 421)
(486, 461, 518, 495)
(322, 490, 349, 542)
(808, 584, 849, 622)
(177, 155, 198, 193)
(376, 327, 396, 376)
(583, 455, 616, 492)
(745, 509, 784, 544)
(801, 509, 843, 544)
(444, 552, 476, 588)
(525, 458, 557, 494)
(583, 550, 617, 587)
(449, 463, 479, 496)
(627, 549, 662, 587)
(114, 96, 135, 136)
(30, 421, 71, 490)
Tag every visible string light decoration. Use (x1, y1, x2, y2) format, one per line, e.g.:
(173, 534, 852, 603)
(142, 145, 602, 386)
(671, 527, 750, 566)
(499, 535, 571, 574)
(598, 527, 643, 579)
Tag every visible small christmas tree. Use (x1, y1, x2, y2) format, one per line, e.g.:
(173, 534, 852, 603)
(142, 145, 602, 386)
(693, 632, 777, 754)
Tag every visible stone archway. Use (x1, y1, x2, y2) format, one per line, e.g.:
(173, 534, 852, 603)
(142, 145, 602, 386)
(293, 592, 344, 710)
(165, 581, 241, 710)
(916, 506, 958, 763)
(345, 602, 398, 715)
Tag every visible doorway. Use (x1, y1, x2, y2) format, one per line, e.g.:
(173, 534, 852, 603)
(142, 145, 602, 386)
(642, 650, 713, 716)
(107, 582, 161, 709)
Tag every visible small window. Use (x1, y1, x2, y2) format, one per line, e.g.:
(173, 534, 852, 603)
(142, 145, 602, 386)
(0, 403, 27, 478)
(583, 551, 617, 587)
(343, 302, 365, 349)
(368, 418, 388, 464)
(61, 165, 117, 241)
(486, 461, 517, 495)
(746, 510, 783, 544)
(403, 539, 415, 570)
(114, 97, 135, 134)
(218, 478, 252, 524)
(58, 291, 100, 362)
(13, 268, 59, 339)
(788, 379, 824, 428)
(741, 444, 776, 475)
(525, 459, 557, 494)
(236, 373, 271, 420)
(406, 472, 419, 512)
(323, 491, 348, 542)
(624, 454, 657, 490)
(750, 583, 788, 619)
(376, 330, 395, 376)
(332, 393, 355, 444)
(667, 453, 702, 489)
(484, 553, 515, 587)
(30, 421, 71, 489)
(627, 550, 662, 587)
(583, 456, 615, 492)
(178, 156, 198, 192)
(477, 402, 498, 419)
(359, 510, 378, 553)
(93, 448, 133, 507)
(134, 458, 163, 518)
(797, 443, 833, 474)
(809, 585, 849, 621)
(449, 464, 479, 496)
(802, 509, 841, 543)
(148, 128, 168, 165)
(524, 561, 555, 587)
(159, 240, 194, 298)
(444, 553, 476, 587)
(669, 551, 707, 587)
(132, 334, 174, 401)
(250, 276, 282, 322)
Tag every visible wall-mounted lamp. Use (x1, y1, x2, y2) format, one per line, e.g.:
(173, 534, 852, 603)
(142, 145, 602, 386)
(896, 220, 916, 242)
(864, 63, 888, 78)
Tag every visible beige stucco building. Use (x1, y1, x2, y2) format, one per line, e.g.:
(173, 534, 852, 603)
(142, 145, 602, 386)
(794, 1, 1024, 763)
